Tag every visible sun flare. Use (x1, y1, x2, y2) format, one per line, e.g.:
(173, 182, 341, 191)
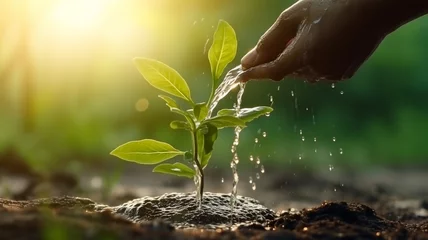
(50, 0, 110, 34)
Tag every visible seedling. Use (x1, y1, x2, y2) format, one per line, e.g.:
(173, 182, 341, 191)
(110, 20, 273, 201)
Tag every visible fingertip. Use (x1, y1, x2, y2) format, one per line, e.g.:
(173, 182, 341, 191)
(241, 47, 258, 70)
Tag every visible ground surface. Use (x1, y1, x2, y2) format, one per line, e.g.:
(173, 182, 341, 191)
(1, 148, 428, 239)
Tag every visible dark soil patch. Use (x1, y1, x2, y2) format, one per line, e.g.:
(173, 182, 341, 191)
(1, 196, 428, 239)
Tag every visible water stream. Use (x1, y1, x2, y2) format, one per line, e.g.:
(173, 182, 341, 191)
(206, 65, 245, 221)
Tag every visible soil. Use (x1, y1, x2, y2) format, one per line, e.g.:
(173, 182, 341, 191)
(1, 147, 428, 239)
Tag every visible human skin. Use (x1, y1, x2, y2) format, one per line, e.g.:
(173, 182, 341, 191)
(239, 0, 428, 83)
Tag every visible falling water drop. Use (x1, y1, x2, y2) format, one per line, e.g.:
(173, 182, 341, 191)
(301, 136, 305, 142)
(265, 112, 271, 117)
(331, 83, 335, 89)
(252, 182, 257, 191)
(221, 178, 224, 183)
(314, 149, 318, 153)
(299, 129, 303, 135)
(339, 148, 344, 155)
(291, 91, 295, 97)
(277, 86, 281, 91)
(269, 95, 274, 105)
(298, 154, 302, 160)
(340, 91, 344, 95)
(314, 137, 317, 142)
(329, 152, 333, 157)
(329, 165, 334, 171)
(249, 155, 254, 161)
(254, 138, 259, 143)
(306, 107, 309, 111)
(256, 173, 260, 179)
(262, 132, 267, 138)
(332, 137, 336, 142)
(260, 165, 265, 173)
(249, 176, 253, 184)
(256, 157, 261, 165)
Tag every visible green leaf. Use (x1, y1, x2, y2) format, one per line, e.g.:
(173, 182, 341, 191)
(202, 116, 245, 129)
(170, 108, 195, 128)
(158, 95, 179, 109)
(110, 139, 184, 165)
(170, 120, 191, 130)
(217, 106, 273, 122)
(153, 163, 195, 178)
(208, 20, 238, 86)
(199, 123, 218, 168)
(134, 58, 193, 104)
(194, 103, 208, 121)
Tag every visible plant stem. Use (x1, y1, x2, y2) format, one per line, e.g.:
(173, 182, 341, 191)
(191, 130, 204, 201)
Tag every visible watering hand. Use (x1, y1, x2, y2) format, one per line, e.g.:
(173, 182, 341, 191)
(239, 0, 428, 82)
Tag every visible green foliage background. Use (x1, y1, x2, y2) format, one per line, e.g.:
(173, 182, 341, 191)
(1, 0, 427, 173)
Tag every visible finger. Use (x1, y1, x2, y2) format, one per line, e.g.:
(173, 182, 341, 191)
(241, 3, 304, 70)
(238, 37, 305, 82)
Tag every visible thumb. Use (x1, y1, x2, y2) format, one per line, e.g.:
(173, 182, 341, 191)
(241, 2, 304, 70)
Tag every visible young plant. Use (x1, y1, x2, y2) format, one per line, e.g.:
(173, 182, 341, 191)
(110, 20, 273, 201)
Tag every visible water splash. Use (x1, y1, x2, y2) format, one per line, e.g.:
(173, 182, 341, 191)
(207, 65, 243, 118)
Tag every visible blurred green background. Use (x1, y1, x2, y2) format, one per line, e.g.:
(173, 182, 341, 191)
(1, 0, 427, 174)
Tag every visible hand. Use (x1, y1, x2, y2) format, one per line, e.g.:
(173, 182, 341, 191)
(239, 0, 389, 82)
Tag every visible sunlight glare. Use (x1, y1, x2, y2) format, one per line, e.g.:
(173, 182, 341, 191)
(51, 0, 108, 34)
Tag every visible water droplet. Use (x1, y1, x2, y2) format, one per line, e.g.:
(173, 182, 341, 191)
(221, 178, 224, 183)
(314, 137, 317, 142)
(306, 107, 309, 111)
(291, 91, 294, 97)
(262, 132, 267, 138)
(331, 83, 335, 89)
(301, 136, 305, 141)
(314, 149, 318, 153)
(256, 157, 261, 165)
(340, 91, 344, 95)
(334, 188, 337, 192)
(332, 137, 336, 142)
(299, 129, 303, 135)
(249, 176, 253, 184)
(249, 155, 254, 161)
(265, 112, 270, 117)
(260, 165, 265, 173)
(252, 182, 257, 191)
(256, 173, 260, 179)
(277, 86, 281, 91)
(298, 154, 302, 160)
(329, 152, 333, 157)
(313, 17, 322, 24)
(269, 95, 274, 104)
(254, 138, 259, 143)
(339, 148, 344, 155)
(329, 164, 334, 171)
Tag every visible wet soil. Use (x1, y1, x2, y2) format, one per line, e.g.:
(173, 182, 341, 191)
(1, 148, 428, 239)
